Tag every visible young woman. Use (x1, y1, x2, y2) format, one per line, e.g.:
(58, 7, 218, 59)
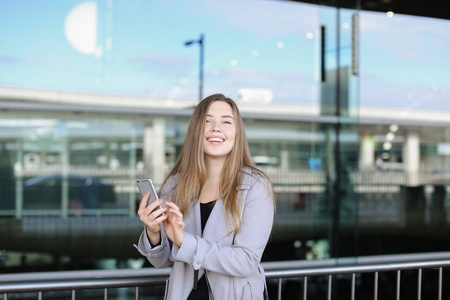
(135, 94, 275, 300)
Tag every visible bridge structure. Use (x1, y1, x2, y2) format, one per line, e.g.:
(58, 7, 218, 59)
(0, 86, 449, 269)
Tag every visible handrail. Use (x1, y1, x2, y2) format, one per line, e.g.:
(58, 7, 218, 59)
(265, 259, 450, 278)
(1, 252, 450, 299)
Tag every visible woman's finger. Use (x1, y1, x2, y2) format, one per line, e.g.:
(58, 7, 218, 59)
(143, 209, 168, 233)
(153, 212, 168, 224)
(168, 208, 183, 219)
(145, 199, 164, 214)
(139, 204, 167, 227)
(176, 219, 185, 228)
(150, 205, 168, 219)
(164, 201, 182, 218)
(165, 201, 180, 211)
(138, 191, 150, 210)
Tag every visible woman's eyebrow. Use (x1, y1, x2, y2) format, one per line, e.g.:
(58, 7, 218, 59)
(206, 114, 234, 119)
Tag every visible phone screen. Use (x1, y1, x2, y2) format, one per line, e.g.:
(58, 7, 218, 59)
(136, 178, 160, 207)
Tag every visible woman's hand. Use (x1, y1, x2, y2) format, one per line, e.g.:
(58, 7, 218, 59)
(163, 201, 185, 247)
(137, 192, 168, 246)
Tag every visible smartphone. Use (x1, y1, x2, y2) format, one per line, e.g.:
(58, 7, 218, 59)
(136, 178, 162, 208)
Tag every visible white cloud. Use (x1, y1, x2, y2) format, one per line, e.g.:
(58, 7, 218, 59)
(183, 0, 319, 38)
(205, 66, 317, 103)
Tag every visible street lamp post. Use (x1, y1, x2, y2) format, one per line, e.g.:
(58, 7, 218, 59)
(184, 33, 204, 103)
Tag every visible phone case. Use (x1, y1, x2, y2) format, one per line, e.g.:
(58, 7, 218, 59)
(136, 178, 160, 207)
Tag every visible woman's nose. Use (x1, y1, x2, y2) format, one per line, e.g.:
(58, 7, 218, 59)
(211, 121, 221, 132)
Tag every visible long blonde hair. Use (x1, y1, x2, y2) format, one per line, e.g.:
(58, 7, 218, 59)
(162, 94, 269, 233)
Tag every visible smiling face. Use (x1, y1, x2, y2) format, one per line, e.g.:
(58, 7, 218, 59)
(203, 101, 237, 162)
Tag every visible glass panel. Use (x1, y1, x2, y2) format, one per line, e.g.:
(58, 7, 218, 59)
(360, 12, 450, 112)
(356, 11, 450, 257)
(0, 0, 362, 274)
(1, 0, 449, 289)
(318, 4, 361, 260)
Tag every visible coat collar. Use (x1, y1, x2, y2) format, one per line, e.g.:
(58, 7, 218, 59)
(184, 197, 231, 242)
(179, 169, 255, 242)
(202, 198, 230, 241)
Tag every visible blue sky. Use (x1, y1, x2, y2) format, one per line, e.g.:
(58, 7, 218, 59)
(0, 0, 449, 110)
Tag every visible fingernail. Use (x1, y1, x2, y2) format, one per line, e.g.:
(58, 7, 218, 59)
(159, 199, 163, 203)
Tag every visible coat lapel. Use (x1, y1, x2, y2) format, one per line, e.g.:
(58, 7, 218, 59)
(202, 198, 231, 242)
(183, 200, 202, 237)
(185, 169, 253, 242)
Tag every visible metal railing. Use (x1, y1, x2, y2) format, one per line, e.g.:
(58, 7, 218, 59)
(1, 252, 450, 300)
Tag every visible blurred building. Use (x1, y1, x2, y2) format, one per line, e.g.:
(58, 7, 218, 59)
(0, 0, 449, 272)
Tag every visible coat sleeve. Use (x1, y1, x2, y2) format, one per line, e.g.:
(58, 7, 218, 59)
(171, 174, 275, 277)
(134, 226, 173, 268)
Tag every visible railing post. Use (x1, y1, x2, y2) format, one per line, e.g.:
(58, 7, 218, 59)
(438, 267, 443, 300)
(396, 270, 401, 300)
(135, 286, 139, 300)
(351, 273, 356, 300)
(328, 275, 332, 300)
(303, 276, 308, 300)
(417, 269, 422, 300)
(374, 272, 378, 300)
(72, 290, 76, 300)
(277, 278, 282, 300)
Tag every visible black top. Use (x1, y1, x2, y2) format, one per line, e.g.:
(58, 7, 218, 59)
(187, 200, 216, 300)
(200, 200, 216, 232)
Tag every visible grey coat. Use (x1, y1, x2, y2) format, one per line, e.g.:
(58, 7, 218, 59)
(135, 168, 275, 300)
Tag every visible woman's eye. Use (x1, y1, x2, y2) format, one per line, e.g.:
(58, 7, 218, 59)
(223, 121, 231, 124)
(206, 119, 211, 123)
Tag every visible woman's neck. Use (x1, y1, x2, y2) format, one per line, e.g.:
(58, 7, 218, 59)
(200, 160, 223, 203)
(204, 157, 224, 182)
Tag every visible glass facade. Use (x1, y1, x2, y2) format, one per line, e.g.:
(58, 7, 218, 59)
(0, 0, 449, 277)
